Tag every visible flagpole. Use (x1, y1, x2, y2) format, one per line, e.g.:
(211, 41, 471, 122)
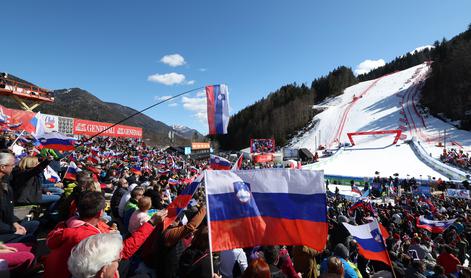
(203, 171, 215, 277)
(62, 164, 71, 181)
(375, 219, 396, 278)
(385, 248, 396, 278)
(10, 129, 26, 147)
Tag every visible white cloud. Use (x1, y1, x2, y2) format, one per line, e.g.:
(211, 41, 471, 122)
(154, 95, 172, 101)
(199, 68, 207, 72)
(187, 80, 195, 85)
(182, 94, 207, 123)
(168, 102, 178, 107)
(354, 59, 386, 75)
(148, 72, 186, 85)
(196, 90, 206, 97)
(160, 54, 186, 67)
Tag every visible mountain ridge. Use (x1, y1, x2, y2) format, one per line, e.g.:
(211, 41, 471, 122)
(0, 84, 191, 146)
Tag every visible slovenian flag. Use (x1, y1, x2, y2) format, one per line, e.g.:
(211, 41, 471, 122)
(416, 216, 456, 233)
(206, 84, 229, 135)
(231, 154, 244, 171)
(7, 121, 22, 129)
(0, 111, 8, 124)
(348, 199, 377, 217)
(44, 166, 61, 183)
(131, 166, 142, 175)
(205, 169, 327, 252)
(164, 174, 203, 230)
(38, 132, 76, 151)
(87, 154, 101, 165)
(343, 220, 391, 266)
(158, 169, 170, 176)
(351, 185, 362, 196)
(30, 112, 46, 137)
(64, 161, 80, 181)
(168, 178, 179, 186)
(210, 155, 232, 170)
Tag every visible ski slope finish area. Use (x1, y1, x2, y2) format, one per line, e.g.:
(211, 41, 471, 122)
(291, 63, 471, 180)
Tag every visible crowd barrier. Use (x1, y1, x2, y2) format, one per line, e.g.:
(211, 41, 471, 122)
(409, 137, 468, 181)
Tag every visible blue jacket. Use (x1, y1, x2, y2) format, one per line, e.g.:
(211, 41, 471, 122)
(321, 256, 359, 278)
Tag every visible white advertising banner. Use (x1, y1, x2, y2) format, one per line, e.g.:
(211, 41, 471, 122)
(41, 114, 59, 133)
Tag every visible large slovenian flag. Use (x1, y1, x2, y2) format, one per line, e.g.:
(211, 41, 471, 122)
(416, 216, 456, 233)
(164, 174, 203, 230)
(206, 84, 229, 135)
(205, 169, 327, 252)
(38, 132, 76, 151)
(343, 220, 391, 266)
(210, 155, 232, 170)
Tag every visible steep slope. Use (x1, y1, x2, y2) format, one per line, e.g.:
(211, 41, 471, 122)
(291, 63, 471, 180)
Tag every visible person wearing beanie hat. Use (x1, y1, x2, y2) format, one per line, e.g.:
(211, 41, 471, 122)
(334, 243, 350, 259)
(330, 217, 351, 249)
(321, 244, 359, 278)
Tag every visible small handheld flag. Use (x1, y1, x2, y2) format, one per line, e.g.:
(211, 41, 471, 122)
(64, 161, 81, 181)
(231, 154, 243, 171)
(416, 216, 456, 233)
(30, 112, 46, 137)
(210, 155, 232, 170)
(44, 166, 61, 183)
(164, 174, 203, 230)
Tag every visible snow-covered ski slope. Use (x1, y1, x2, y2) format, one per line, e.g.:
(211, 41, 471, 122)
(290, 63, 471, 180)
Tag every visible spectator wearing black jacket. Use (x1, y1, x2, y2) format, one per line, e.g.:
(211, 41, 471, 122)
(11, 155, 53, 205)
(0, 151, 39, 243)
(110, 178, 129, 217)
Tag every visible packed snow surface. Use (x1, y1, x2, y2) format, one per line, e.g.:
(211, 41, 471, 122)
(290, 63, 471, 180)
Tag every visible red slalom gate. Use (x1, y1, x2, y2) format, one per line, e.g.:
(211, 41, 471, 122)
(347, 130, 402, 146)
(331, 73, 391, 147)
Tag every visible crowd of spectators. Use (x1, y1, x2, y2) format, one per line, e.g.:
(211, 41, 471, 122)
(441, 148, 471, 171)
(0, 129, 470, 277)
(251, 139, 276, 154)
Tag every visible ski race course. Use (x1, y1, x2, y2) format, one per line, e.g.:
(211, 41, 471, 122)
(290, 63, 471, 181)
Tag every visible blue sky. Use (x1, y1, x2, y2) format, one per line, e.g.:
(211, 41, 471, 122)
(1, 1, 470, 134)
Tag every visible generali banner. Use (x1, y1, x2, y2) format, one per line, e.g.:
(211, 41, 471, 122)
(73, 119, 142, 138)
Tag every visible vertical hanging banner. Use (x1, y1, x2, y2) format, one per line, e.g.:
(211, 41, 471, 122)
(206, 84, 229, 135)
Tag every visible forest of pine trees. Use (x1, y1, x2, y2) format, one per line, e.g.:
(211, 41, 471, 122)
(216, 67, 357, 150)
(421, 26, 471, 130)
(216, 23, 471, 151)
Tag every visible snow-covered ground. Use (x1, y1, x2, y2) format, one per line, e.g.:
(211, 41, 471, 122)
(290, 63, 471, 180)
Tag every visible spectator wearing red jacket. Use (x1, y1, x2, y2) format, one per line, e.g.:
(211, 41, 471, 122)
(44, 191, 167, 278)
(437, 245, 461, 275)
